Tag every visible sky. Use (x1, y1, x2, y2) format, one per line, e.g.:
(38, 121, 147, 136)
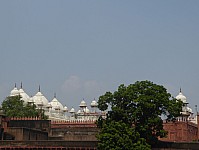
(0, 1, 199, 111)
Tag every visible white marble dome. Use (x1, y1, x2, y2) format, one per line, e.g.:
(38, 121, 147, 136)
(49, 96, 64, 112)
(10, 84, 19, 96)
(63, 105, 68, 112)
(91, 100, 98, 107)
(176, 90, 187, 103)
(79, 100, 87, 107)
(69, 107, 75, 113)
(10, 87, 19, 96)
(32, 88, 49, 107)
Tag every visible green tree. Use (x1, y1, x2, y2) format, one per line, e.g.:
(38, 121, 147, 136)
(97, 119, 150, 150)
(97, 80, 182, 147)
(1, 95, 46, 119)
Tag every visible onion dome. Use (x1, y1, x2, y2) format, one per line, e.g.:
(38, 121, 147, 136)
(32, 86, 49, 107)
(18, 83, 30, 104)
(69, 107, 75, 113)
(10, 83, 19, 96)
(63, 105, 68, 112)
(79, 100, 87, 108)
(176, 89, 187, 103)
(49, 93, 64, 112)
(91, 99, 98, 107)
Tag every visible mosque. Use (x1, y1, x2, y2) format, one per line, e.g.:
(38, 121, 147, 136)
(7, 83, 198, 123)
(8, 83, 102, 121)
(4, 83, 199, 142)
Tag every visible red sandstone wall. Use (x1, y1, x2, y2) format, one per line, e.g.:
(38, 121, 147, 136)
(51, 126, 98, 141)
(6, 128, 24, 140)
(6, 127, 48, 140)
(64, 134, 97, 141)
(161, 121, 198, 142)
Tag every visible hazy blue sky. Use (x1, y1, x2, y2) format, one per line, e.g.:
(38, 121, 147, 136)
(0, 1, 199, 111)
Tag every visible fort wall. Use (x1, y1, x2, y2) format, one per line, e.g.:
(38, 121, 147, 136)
(9, 118, 51, 132)
(6, 127, 48, 140)
(0, 140, 98, 149)
(1, 141, 199, 150)
(51, 122, 98, 141)
(161, 121, 198, 142)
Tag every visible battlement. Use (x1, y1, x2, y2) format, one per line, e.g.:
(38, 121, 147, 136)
(10, 117, 40, 120)
(51, 119, 96, 124)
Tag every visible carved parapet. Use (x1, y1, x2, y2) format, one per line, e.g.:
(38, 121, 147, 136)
(10, 117, 39, 120)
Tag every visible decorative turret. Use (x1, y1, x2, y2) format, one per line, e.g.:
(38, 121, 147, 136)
(91, 98, 98, 113)
(69, 107, 75, 114)
(63, 105, 68, 112)
(79, 99, 87, 112)
(176, 88, 191, 122)
(69, 107, 75, 119)
(32, 85, 49, 107)
(176, 88, 187, 104)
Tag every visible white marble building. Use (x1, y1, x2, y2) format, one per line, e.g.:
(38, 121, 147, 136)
(8, 83, 196, 123)
(8, 83, 102, 121)
(175, 88, 197, 124)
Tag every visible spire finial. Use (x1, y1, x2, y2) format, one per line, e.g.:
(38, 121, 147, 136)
(180, 87, 182, 93)
(14, 83, 16, 88)
(21, 82, 23, 89)
(54, 93, 56, 98)
(39, 85, 41, 92)
(195, 105, 198, 113)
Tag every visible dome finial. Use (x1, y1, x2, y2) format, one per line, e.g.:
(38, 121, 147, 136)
(54, 93, 56, 98)
(39, 85, 41, 92)
(21, 82, 23, 89)
(14, 83, 17, 88)
(180, 87, 182, 93)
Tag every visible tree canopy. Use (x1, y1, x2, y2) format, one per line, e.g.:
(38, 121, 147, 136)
(97, 119, 151, 150)
(97, 80, 182, 148)
(1, 95, 46, 119)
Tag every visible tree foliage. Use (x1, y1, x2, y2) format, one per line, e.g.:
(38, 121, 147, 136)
(97, 80, 182, 148)
(1, 95, 46, 119)
(97, 119, 150, 150)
